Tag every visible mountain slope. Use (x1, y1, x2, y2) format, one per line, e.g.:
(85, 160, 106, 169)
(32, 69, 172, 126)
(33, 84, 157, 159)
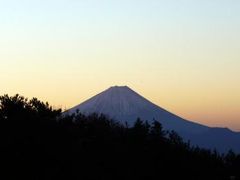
(66, 86, 240, 152)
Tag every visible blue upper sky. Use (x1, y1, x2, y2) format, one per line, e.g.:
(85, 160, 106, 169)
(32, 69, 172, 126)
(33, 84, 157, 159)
(0, 0, 240, 130)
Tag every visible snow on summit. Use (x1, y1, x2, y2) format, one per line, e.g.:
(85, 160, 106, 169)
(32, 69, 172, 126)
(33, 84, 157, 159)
(65, 86, 240, 153)
(67, 86, 208, 133)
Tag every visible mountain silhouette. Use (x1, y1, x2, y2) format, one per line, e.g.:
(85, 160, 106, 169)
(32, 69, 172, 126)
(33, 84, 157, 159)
(66, 86, 240, 152)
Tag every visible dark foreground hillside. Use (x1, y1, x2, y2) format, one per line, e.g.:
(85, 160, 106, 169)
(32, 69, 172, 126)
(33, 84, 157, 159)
(0, 94, 240, 180)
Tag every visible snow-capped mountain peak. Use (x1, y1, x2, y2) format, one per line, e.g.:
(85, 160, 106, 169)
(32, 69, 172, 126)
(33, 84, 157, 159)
(65, 86, 240, 152)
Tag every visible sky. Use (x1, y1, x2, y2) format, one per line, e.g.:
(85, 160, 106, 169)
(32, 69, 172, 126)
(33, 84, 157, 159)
(0, 0, 240, 130)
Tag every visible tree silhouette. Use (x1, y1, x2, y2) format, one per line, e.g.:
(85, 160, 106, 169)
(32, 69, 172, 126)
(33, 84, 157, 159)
(150, 120, 165, 138)
(0, 94, 239, 180)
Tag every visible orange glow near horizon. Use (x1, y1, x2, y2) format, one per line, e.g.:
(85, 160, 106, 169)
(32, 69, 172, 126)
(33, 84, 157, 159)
(1, 1, 240, 131)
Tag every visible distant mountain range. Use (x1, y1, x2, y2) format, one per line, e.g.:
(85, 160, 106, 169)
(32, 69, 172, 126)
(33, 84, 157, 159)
(65, 86, 240, 153)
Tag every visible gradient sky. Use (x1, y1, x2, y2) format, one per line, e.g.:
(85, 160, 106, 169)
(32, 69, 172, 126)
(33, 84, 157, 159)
(0, 0, 240, 130)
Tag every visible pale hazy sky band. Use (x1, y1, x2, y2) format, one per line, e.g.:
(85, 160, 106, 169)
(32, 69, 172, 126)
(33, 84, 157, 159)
(0, 0, 240, 130)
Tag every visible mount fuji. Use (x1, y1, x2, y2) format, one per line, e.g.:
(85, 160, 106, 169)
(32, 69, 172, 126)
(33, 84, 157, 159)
(66, 86, 240, 153)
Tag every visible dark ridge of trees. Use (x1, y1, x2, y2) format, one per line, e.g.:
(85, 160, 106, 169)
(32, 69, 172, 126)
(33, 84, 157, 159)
(0, 94, 240, 180)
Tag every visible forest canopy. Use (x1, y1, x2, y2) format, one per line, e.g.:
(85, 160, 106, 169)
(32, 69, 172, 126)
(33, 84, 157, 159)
(0, 94, 239, 180)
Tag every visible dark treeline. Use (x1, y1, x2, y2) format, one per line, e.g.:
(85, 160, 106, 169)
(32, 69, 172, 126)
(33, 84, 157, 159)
(1, 94, 240, 180)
